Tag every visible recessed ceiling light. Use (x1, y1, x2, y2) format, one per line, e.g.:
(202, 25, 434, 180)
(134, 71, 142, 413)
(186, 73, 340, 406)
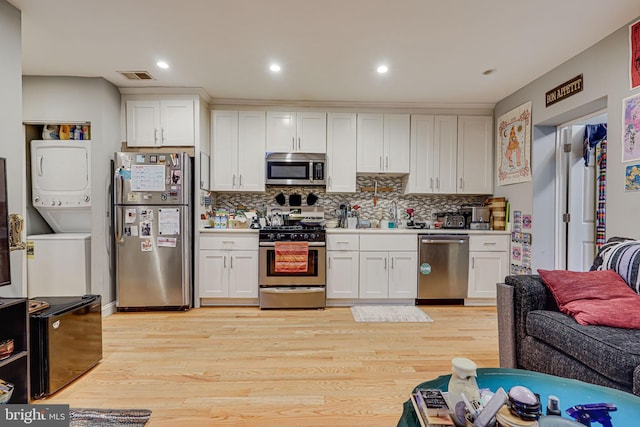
(377, 65, 389, 74)
(270, 64, 281, 72)
(156, 61, 169, 69)
(483, 68, 496, 76)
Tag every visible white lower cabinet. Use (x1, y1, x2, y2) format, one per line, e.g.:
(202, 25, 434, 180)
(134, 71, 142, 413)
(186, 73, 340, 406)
(326, 234, 359, 299)
(198, 234, 259, 299)
(327, 251, 359, 298)
(467, 235, 509, 301)
(358, 234, 417, 299)
(359, 251, 417, 299)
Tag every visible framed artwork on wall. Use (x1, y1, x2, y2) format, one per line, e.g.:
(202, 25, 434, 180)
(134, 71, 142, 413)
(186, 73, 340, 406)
(630, 19, 640, 90)
(496, 101, 532, 186)
(623, 92, 640, 162)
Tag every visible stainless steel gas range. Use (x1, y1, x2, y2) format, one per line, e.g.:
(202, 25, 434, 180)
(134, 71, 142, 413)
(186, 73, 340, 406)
(258, 225, 326, 309)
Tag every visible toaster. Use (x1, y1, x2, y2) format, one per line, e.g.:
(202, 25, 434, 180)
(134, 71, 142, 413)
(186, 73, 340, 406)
(443, 214, 466, 229)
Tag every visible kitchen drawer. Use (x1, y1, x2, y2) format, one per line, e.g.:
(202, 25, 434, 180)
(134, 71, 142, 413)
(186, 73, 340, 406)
(360, 234, 416, 251)
(200, 234, 258, 250)
(469, 234, 509, 252)
(327, 234, 359, 251)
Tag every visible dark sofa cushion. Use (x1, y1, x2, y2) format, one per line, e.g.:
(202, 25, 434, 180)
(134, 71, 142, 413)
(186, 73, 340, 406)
(538, 269, 640, 328)
(526, 309, 640, 386)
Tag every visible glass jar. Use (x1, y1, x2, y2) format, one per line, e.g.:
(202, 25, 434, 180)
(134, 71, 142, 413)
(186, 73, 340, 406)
(447, 357, 480, 411)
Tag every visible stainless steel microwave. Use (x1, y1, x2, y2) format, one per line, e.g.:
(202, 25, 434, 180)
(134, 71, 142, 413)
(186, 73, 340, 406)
(265, 153, 326, 186)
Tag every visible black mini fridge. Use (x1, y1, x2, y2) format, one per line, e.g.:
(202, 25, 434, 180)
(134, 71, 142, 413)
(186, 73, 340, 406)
(30, 295, 103, 399)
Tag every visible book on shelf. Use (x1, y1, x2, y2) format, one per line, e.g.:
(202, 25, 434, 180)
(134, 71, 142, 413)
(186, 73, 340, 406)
(410, 391, 454, 427)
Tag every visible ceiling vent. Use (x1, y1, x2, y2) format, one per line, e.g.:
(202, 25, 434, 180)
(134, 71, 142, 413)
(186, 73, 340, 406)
(118, 71, 156, 81)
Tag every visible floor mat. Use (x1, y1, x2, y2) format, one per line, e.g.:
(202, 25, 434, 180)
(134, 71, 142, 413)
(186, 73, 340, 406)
(351, 305, 433, 322)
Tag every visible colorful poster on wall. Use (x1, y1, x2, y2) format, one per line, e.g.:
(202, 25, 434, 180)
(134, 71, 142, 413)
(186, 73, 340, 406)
(497, 101, 532, 186)
(623, 93, 640, 162)
(625, 164, 640, 191)
(630, 19, 640, 90)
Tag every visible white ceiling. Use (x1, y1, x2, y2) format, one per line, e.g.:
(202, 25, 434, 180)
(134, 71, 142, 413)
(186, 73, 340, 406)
(9, 0, 640, 106)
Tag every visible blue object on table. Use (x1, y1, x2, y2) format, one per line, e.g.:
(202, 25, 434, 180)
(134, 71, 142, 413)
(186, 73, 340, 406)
(397, 368, 640, 427)
(566, 403, 616, 427)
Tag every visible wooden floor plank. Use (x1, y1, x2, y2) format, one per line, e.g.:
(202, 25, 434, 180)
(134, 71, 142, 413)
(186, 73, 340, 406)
(39, 305, 498, 426)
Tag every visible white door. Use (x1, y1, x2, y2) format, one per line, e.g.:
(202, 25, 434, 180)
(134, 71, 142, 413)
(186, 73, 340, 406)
(266, 111, 296, 152)
(383, 114, 410, 173)
(237, 111, 266, 191)
(457, 116, 493, 194)
(468, 251, 507, 298)
(388, 251, 417, 298)
(434, 116, 458, 193)
(126, 100, 160, 147)
(199, 250, 228, 297)
(326, 113, 357, 192)
(359, 252, 388, 298)
(297, 112, 326, 153)
(211, 110, 239, 191)
(357, 113, 384, 172)
(228, 251, 259, 298)
(327, 251, 359, 298)
(567, 124, 596, 271)
(161, 100, 195, 146)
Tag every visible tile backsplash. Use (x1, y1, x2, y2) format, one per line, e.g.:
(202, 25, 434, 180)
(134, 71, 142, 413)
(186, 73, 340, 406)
(209, 176, 489, 222)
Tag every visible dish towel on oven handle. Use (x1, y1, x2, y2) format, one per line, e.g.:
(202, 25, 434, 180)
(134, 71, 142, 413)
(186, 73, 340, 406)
(274, 241, 309, 273)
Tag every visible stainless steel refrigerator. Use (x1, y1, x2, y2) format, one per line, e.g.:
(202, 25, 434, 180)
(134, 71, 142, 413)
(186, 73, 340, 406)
(113, 152, 192, 310)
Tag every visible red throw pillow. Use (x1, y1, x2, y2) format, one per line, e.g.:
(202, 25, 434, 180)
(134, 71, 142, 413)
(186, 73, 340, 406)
(537, 269, 640, 328)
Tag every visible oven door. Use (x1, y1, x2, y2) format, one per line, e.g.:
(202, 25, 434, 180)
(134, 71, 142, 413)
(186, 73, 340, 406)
(259, 243, 326, 286)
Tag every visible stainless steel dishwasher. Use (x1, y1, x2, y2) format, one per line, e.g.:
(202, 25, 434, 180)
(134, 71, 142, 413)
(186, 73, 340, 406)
(417, 234, 469, 302)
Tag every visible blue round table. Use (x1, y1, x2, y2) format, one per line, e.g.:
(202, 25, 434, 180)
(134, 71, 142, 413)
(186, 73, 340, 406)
(397, 368, 640, 427)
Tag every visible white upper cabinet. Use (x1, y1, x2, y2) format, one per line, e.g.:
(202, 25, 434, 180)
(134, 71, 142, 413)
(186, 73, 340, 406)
(357, 113, 410, 173)
(211, 110, 265, 192)
(404, 115, 457, 194)
(457, 116, 493, 194)
(266, 111, 326, 153)
(405, 115, 492, 195)
(326, 113, 357, 192)
(126, 99, 195, 147)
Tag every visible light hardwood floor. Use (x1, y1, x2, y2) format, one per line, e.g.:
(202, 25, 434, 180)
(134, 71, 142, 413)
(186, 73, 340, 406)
(41, 305, 499, 426)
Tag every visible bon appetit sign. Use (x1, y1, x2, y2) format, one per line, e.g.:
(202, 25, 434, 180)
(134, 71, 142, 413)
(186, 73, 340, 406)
(545, 74, 583, 107)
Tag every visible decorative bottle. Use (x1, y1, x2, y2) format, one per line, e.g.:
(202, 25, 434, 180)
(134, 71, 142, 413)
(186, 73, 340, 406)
(447, 357, 480, 412)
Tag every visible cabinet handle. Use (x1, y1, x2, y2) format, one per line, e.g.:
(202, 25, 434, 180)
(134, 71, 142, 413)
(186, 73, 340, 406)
(154, 128, 158, 143)
(385, 156, 389, 170)
(391, 257, 394, 269)
(298, 136, 301, 150)
(223, 256, 227, 268)
(379, 156, 383, 171)
(483, 242, 497, 246)
(328, 257, 331, 269)
(459, 178, 463, 190)
(436, 177, 440, 190)
(472, 257, 475, 269)
(384, 258, 387, 269)
(430, 177, 434, 190)
(239, 174, 242, 187)
(232, 174, 236, 187)
(230, 256, 233, 269)
(292, 136, 295, 151)
(162, 128, 166, 143)
(328, 176, 332, 188)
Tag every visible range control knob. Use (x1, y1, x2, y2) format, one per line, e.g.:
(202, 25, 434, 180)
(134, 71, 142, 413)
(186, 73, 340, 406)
(50, 201, 56, 206)
(304, 234, 309, 240)
(277, 233, 284, 240)
(268, 233, 275, 241)
(57, 201, 62, 206)
(34, 197, 40, 203)
(84, 195, 90, 202)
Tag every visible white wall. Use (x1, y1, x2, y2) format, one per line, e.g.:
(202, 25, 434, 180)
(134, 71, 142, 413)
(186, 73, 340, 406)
(494, 17, 640, 270)
(22, 76, 121, 306)
(0, 1, 25, 298)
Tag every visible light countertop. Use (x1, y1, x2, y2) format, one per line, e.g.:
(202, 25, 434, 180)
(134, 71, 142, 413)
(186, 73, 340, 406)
(200, 227, 510, 235)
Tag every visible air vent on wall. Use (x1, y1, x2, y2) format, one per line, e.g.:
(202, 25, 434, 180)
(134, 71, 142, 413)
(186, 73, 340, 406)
(118, 71, 156, 80)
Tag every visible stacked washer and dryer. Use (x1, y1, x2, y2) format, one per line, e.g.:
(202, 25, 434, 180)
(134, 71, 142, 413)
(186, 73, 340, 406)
(27, 140, 92, 297)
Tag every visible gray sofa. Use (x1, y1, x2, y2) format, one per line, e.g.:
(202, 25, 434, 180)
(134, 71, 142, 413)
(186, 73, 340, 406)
(497, 274, 640, 396)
